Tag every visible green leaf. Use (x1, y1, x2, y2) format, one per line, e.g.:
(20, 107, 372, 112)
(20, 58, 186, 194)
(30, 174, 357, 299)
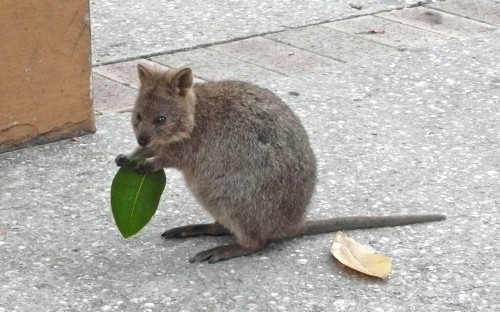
(110, 160, 166, 238)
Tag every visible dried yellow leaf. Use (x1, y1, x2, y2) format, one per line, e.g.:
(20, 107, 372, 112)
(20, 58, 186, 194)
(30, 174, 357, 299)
(330, 231, 392, 279)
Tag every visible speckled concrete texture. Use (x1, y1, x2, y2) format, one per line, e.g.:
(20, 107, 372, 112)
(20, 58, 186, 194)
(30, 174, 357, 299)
(2, 1, 500, 311)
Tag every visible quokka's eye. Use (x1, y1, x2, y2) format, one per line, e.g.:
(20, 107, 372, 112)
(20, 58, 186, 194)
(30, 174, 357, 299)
(155, 116, 167, 125)
(136, 113, 142, 121)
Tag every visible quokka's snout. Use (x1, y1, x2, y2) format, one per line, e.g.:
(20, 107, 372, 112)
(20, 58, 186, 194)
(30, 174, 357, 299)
(137, 135, 149, 147)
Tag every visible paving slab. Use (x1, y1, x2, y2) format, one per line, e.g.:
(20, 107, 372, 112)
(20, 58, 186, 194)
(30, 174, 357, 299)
(378, 7, 497, 38)
(92, 74, 137, 113)
(323, 15, 450, 50)
(427, 0, 500, 26)
(93, 59, 168, 89)
(209, 37, 340, 76)
(90, 0, 409, 64)
(151, 48, 285, 85)
(265, 25, 397, 63)
(94, 59, 204, 90)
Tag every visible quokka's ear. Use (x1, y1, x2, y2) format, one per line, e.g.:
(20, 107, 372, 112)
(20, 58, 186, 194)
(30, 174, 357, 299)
(137, 63, 154, 86)
(171, 68, 193, 96)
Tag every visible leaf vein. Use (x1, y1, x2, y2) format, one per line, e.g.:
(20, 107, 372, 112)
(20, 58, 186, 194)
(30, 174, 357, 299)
(126, 173, 147, 236)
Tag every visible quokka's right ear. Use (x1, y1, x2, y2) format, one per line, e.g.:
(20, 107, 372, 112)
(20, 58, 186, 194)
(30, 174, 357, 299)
(137, 63, 154, 86)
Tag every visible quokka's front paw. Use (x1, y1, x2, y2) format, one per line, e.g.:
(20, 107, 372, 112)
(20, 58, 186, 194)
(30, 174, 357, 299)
(134, 161, 154, 174)
(115, 154, 130, 166)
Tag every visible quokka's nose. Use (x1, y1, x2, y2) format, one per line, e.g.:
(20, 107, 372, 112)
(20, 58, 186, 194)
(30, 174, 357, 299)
(137, 136, 149, 146)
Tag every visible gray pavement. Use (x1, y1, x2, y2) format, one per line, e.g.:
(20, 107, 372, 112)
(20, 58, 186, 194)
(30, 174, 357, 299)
(2, 0, 500, 311)
(90, 0, 417, 65)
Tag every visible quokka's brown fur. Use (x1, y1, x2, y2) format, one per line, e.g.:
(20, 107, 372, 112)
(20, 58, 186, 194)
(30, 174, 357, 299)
(116, 64, 445, 263)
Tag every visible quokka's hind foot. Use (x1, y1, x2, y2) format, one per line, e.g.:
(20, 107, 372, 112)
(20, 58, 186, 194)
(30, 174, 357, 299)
(161, 222, 230, 238)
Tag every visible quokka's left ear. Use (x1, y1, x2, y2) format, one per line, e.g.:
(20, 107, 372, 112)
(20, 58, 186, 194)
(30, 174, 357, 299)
(171, 68, 193, 96)
(137, 63, 155, 86)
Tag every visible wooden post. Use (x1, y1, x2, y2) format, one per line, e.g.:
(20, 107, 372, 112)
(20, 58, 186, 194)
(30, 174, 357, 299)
(0, 0, 95, 153)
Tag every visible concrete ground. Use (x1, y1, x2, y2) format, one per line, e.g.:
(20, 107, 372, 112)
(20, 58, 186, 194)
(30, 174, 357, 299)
(1, 0, 500, 311)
